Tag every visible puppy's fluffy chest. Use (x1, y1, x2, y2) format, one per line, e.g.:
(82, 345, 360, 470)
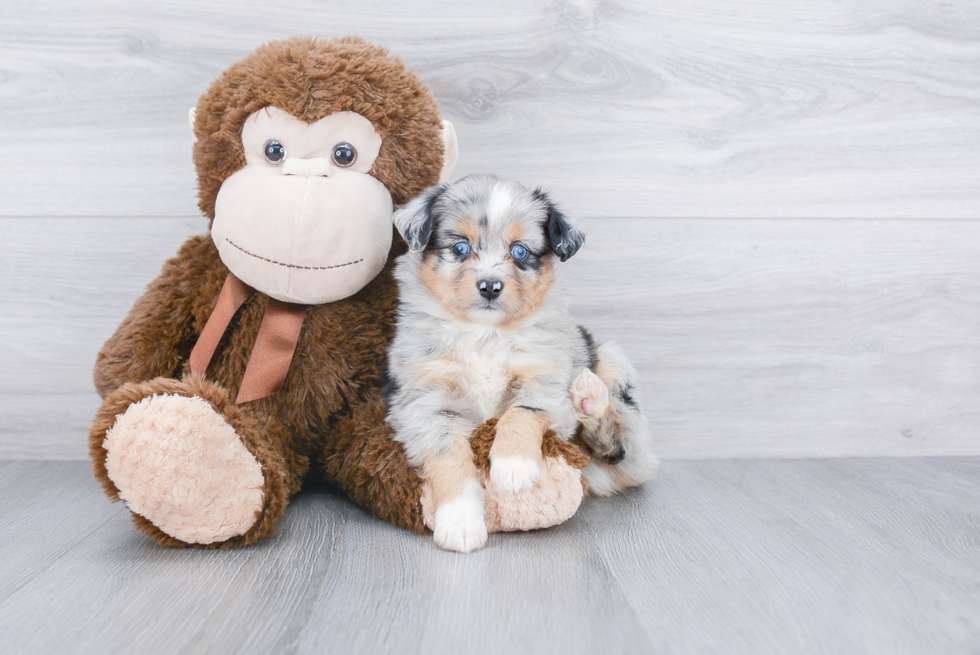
(418, 322, 569, 421)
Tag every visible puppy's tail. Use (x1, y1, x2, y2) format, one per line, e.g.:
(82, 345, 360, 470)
(582, 339, 660, 496)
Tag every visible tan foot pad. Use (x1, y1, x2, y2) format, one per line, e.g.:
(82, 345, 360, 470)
(103, 394, 265, 544)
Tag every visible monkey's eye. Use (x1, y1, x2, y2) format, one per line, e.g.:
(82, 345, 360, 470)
(264, 140, 286, 165)
(510, 244, 529, 261)
(452, 241, 471, 258)
(331, 142, 357, 168)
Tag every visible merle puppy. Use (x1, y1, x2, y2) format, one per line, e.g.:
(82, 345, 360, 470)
(386, 174, 658, 552)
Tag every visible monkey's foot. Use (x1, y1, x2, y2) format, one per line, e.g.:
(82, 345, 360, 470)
(571, 368, 610, 421)
(102, 393, 265, 545)
(90, 376, 300, 548)
(483, 456, 584, 532)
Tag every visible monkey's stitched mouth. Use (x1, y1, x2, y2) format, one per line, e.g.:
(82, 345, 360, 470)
(226, 239, 364, 271)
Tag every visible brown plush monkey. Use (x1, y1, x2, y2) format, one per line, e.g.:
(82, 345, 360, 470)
(89, 36, 586, 548)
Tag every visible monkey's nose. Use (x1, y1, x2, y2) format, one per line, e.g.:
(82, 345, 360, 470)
(477, 279, 503, 300)
(281, 157, 331, 177)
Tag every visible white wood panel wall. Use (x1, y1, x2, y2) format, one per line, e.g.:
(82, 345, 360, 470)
(1, 0, 978, 459)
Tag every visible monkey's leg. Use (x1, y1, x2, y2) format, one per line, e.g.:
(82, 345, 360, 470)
(321, 390, 489, 553)
(318, 391, 430, 534)
(89, 375, 308, 548)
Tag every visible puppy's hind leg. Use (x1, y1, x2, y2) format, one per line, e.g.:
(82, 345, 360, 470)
(573, 342, 659, 496)
(571, 368, 620, 462)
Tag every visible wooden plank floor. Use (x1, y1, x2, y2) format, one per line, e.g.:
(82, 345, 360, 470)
(1, 458, 978, 654)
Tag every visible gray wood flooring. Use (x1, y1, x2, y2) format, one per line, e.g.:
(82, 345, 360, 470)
(1, 458, 978, 654)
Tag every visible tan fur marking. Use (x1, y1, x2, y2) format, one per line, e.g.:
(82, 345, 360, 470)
(498, 257, 555, 330)
(419, 253, 474, 322)
(507, 357, 566, 388)
(504, 221, 527, 246)
(490, 407, 549, 464)
(457, 217, 480, 245)
(423, 440, 480, 508)
(409, 358, 466, 395)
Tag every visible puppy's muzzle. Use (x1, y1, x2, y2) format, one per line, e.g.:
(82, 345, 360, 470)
(477, 279, 503, 300)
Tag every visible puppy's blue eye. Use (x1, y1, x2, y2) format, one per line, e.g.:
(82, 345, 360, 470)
(452, 241, 471, 257)
(511, 244, 529, 260)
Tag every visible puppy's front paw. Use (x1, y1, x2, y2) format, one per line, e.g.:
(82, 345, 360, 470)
(433, 482, 488, 553)
(489, 456, 541, 494)
(571, 368, 610, 419)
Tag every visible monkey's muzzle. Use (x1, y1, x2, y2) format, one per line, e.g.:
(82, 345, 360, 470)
(211, 163, 394, 305)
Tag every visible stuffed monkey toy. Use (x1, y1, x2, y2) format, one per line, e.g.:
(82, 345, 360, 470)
(89, 36, 587, 549)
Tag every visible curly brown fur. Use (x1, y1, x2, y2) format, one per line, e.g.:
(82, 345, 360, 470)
(318, 391, 428, 534)
(92, 37, 451, 547)
(92, 38, 596, 549)
(93, 233, 409, 544)
(470, 418, 591, 473)
(193, 36, 444, 219)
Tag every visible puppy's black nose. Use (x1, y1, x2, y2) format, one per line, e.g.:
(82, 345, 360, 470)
(478, 279, 503, 300)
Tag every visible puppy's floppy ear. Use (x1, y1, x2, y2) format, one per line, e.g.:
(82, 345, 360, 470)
(393, 184, 444, 251)
(534, 188, 585, 262)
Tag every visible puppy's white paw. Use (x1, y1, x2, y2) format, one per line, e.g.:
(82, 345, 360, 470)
(432, 482, 488, 553)
(489, 455, 541, 494)
(571, 368, 610, 419)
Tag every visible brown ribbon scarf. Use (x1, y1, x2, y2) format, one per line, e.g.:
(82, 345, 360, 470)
(190, 273, 308, 404)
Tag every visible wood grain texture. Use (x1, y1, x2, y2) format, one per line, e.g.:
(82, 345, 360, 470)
(577, 457, 980, 654)
(0, 461, 122, 601)
(2, 216, 978, 459)
(1, 0, 979, 218)
(0, 394, 102, 459)
(0, 217, 203, 397)
(0, 458, 977, 654)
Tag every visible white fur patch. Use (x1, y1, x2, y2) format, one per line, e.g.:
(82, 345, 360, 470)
(582, 463, 619, 497)
(489, 455, 542, 494)
(432, 481, 488, 553)
(486, 183, 514, 227)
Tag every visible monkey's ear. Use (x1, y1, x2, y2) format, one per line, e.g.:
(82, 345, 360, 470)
(394, 184, 444, 251)
(534, 188, 585, 262)
(188, 107, 198, 143)
(438, 120, 458, 183)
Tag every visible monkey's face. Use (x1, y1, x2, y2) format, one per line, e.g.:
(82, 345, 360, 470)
(211, 107, 394, 304)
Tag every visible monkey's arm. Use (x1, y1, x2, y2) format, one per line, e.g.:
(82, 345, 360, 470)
(93, 235, 218, 398)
